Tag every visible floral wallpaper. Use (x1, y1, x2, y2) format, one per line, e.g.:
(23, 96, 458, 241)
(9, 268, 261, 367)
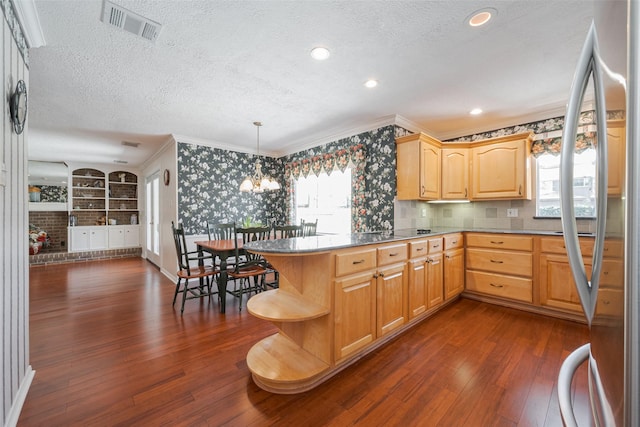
(177, 142, 285, 235)
(446, 110, 624, 157)
(178, 124, 403, 235)
(281, 125, 400, 232)
(38, 185, 67, 202)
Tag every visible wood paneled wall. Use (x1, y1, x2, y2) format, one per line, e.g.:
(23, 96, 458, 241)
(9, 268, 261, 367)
(1, 10, 33, 427)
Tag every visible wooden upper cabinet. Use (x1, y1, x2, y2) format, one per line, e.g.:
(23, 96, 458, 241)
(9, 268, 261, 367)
(441, 147, 469, 200)
(396, 133, 441, 200)
(470, 132, 533, 200)
(607, 120, 625, 196)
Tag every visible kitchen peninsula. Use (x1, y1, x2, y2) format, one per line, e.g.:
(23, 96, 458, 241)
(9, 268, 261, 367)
(243, 229, 464, 394)
(244, 228, 609, 394)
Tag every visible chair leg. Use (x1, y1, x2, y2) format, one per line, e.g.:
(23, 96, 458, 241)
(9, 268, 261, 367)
(180, 279, 189, 314)
(173, 278, 182, 306)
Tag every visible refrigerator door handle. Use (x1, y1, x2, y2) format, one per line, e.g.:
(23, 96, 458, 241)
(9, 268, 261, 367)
(558, 343, 591, 427)
(560, 22, 607, 326)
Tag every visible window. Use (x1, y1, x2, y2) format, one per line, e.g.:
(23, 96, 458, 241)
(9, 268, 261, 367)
(294, 168, 352, 234)
(536, 148, 597, 217)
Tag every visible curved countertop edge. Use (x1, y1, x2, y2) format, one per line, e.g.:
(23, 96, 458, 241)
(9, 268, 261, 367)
(243, 228, 597, 254)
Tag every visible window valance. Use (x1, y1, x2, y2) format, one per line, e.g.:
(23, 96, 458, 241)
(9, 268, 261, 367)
(285, 144, 366, 179)
(531, 131, 596, 158)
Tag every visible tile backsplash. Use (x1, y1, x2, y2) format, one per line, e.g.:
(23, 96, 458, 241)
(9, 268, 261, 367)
(394, 198, 599, 233)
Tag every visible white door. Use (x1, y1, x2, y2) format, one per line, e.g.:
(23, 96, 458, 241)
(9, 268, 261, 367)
(145, 172, 161, 266)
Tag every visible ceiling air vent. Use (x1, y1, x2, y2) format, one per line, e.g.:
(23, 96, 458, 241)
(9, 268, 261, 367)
(101, 0, 162, 43)
(121, 141, 141, 148)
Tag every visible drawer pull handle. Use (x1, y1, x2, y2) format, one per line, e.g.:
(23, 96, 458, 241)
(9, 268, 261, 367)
(451, 240, 457, 244)
(490, 240, 504, 244)
(604, 271, 609, 275)
(389, 252, 399, 257)
(352, 259, 365, 265)
(433, 244, 440, 248)
(464, 188, 468, 198)
(519, 185, 522, 195)
(490, 259, 504, 264)
(490, 283, 504, 288)
(603, 300, 610, 305)
(416, 248, 424, 251)
(379, 272, 385, 277)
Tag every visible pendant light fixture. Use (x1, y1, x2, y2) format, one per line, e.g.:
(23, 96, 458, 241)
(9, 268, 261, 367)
(239, 122, 281, 193)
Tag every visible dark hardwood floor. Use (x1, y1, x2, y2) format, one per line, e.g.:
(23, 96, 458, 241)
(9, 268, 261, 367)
(20, 258, 593, 426)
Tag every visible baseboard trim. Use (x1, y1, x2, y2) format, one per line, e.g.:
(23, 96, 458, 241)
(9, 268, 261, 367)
(5, 365, 35, 427)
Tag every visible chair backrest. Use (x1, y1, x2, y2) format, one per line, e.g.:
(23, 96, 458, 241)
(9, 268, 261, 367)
(207, 221, 236, 240)
(237, 226, 271, 243)
(302, 219, 318, 237)
(273, 224, 303, 239)
(171, 221, 191, 273)
(237, 225, 270, 264)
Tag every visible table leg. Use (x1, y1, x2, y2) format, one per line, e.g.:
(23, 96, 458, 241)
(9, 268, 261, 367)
(218, 253, 228, 314)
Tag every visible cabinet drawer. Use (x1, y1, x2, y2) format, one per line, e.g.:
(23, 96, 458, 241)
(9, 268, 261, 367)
(335, 248, 377, 277)
(596, 288, 623, 316)
(444, 233, 463, 251)
(378, 243, 408, 266)
(466, 248, 532, 277)
(601, 259, 623, 287)
(466, 270, 532, 303)
(603, 239, 623, 259)
(540, 237, 594, 257)
(466, 233, 532, 251)
(409, 240, 428, 258)
(428, 237, 443, 254)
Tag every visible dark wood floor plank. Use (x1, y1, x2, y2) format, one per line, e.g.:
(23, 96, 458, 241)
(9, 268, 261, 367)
(20, 258, 591, 426)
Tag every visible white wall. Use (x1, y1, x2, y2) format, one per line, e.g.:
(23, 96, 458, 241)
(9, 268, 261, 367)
(141, 137, 178, 281)
(1, 9, 34, 427)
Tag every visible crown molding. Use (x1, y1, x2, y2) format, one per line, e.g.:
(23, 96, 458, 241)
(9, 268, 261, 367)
(10, 0, 45, 48)
(273, 114, 433, 157)
(171, 133, 280, 157)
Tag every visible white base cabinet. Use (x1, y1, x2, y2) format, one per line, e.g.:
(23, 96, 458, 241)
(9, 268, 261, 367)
(70, 225, 140, 252)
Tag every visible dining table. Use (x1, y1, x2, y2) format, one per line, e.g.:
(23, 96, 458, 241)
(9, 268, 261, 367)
(194, 238, 243, 314)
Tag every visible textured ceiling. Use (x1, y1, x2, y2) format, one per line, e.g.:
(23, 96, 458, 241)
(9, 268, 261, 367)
(27, 0, 595, 166)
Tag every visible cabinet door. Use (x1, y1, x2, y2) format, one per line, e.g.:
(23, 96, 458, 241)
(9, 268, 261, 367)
(441, 148, 469, 199)
(444, 248, 464, 300)
(124, 226, 140, 247)
(607, 122, 625, 195)
(70, 228, 90, 252)
(377, 263, 407, 337)
(420, 142, 441, 199)
(90, 227, 108, 250)
(408, 258, 428, 318)
(470, 139, 528, 200)
(539, 253, 591, 314)
(108, 227, 125, 249)
(427, 253, 444, 308)
(335, 271, 376, 361)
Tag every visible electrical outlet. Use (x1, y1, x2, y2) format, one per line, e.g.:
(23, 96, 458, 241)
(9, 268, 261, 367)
(507, 208, 518, 218)
(421, 208, 427, 217)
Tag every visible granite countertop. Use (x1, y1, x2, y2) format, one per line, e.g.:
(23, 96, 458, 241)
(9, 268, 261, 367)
(243, 228, 595, 254)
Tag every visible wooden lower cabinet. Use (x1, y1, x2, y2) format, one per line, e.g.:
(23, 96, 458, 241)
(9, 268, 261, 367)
(376, 263, 408, 337)
(444, 247, 464, 300)
(408, 257, 427, 318)
(426, 253, 443, 308)
(538, 253, 588, 313)
(334, 271, 377, 361)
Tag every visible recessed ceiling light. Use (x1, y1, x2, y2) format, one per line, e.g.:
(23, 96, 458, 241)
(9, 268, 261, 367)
(470, 108, 483, 115)
(310, 46, 330, 60)
(364, 79, 378, 88)
(467, 8, 496, 27)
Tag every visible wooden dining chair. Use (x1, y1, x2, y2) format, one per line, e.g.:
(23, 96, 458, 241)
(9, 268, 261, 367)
(206, 221, 236, 240)
(228, 225, 271, 310)
(171, 221, 217, 314)
(273, 224, 304, 239)
(302, 219, 318, 237)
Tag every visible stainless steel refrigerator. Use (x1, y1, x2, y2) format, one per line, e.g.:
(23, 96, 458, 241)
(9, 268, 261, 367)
(558, 0, 639, 425)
